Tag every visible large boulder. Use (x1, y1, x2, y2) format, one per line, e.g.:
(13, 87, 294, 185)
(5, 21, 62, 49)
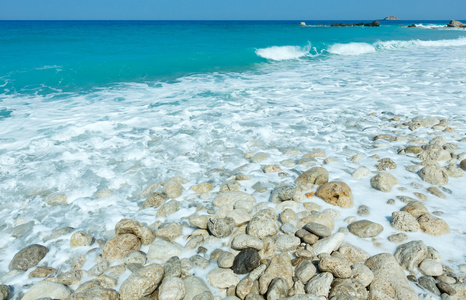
(119, 264, 164, 300)
(9, 244, 48, 271)
(365, 253, 418, 299)
(316, 181, 353, 208)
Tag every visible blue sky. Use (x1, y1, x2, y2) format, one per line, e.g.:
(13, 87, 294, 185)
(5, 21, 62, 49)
(1, 0, 464, 20)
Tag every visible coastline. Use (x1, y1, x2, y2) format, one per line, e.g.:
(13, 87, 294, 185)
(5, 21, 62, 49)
(0, 20, 465, 299)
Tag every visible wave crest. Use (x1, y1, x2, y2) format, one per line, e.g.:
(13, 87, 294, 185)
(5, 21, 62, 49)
(256, 45, 310, 61)
(327, 43, 376, 56)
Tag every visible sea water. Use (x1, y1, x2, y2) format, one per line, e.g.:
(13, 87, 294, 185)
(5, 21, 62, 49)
(1, 20, 466, 294)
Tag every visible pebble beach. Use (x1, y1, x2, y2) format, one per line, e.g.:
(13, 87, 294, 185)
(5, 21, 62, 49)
(0, 21, 466, 300)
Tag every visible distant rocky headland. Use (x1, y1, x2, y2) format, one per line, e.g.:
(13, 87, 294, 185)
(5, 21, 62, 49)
(299, 21, 380, 27)
(383, 16, 400, 21)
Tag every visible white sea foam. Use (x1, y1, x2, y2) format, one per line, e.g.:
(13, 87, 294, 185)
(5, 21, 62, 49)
(375, 37, 466, 50)
(327, 42, 376, 55)
(255, 45, 310, 60)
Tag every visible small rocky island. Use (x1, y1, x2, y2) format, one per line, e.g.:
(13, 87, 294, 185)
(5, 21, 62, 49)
(447, 20, 466, 28)
(383, 16, 400, 21)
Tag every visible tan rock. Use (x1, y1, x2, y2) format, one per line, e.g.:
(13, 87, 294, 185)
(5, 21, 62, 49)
(263, 252, 294, 289)
(376, 158, 397, 171)
(295, 260, 316, 283)
(22, 282, 72, 300)
(140, 192, 167, 209)
(365, 253, 418, 299)
(156, 200, 181, 218)
(401, 201, 429, 218)
(318, 254, 351, 279)
(305, 272, 333, 297)
(418, 213, 450, 235)
(159, 277, 186, 300)
(394, 240, 428, 271)
(250, 152, 269, 162)
(28, 266, 55, 278)
(155, 223, 182, 241)
(247, 209, 279, 239)
(427, 186, 446, 198)
(206, 268, 239, 289)
(102, 234, 142, 262)
(190, 183, 214, 194)
(338, 243, 370, 265)
(329, 278, 368, 299)
(370, 172, 398, 192)
(162, 180, 184, 199)
(348, 220, 383, 238)
(189, 215, 209, 229)
(418, 165, 449, 185)
(295, 167, 329, 186)
(70, 231, 94, 247)
(115, 219, 156, 245)
(119, 264, 164, 300)
(391, 211, 420, 232)
(316, 181, 353, 208)
(350, 263, 374, 287)
(213, 191, 256, 207)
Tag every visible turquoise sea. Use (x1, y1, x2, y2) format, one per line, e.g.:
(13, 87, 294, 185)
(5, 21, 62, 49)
(0, 20, 465, 95)
(1, 20, 466, 295)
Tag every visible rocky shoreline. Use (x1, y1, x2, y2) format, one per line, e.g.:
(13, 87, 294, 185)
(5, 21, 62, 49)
(1, 112, 466, 300)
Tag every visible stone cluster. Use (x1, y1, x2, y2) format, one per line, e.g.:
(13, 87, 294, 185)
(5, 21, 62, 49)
(3, 113, 466, 300)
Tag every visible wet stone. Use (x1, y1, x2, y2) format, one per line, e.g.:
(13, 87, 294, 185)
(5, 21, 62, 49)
(232, 248, 261, 275)
(357, 205, 370, 216)
(419, 276, 441, 295)
(303, 222, 332, 237)
(9, 244, 49, 271)
(388, 233, 408, 244)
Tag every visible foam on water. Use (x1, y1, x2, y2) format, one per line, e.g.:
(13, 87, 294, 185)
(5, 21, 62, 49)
(327, 36, 466, 56)
(255, 45, 311, 60)
(327, 42, 376, 55)
(1, 28, 466, 294)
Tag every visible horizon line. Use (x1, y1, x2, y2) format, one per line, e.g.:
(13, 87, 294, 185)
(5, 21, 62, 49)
(0, 19, 460, 22)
